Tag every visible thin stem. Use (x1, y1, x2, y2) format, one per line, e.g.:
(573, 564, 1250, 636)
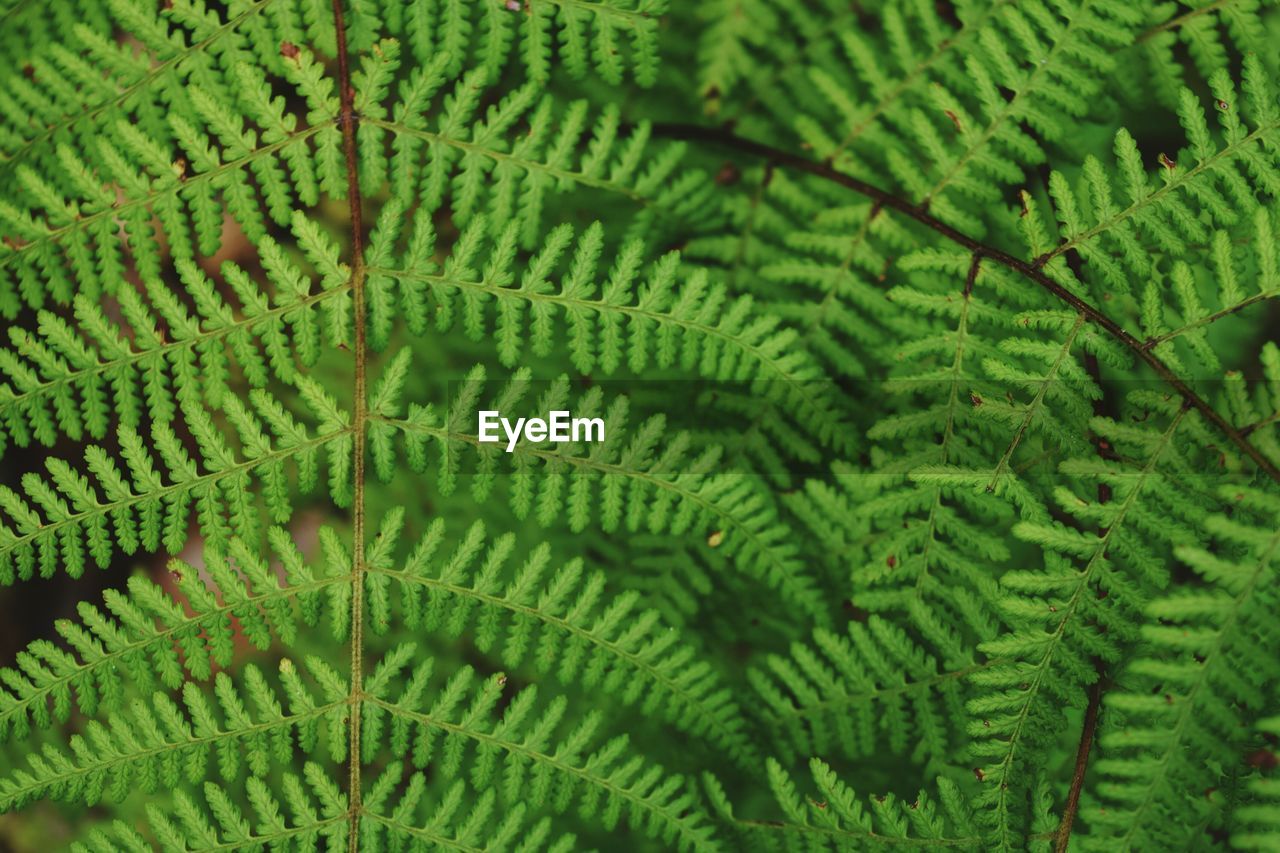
(1144, 287, 1280, 348)
(1243, 410, 1280, 437)
(1055, 663, 1104, 851)
(963, 251, 982, 297)
(1135, 0, 1236, 44)
(1053, 348, 1119, 850)
(652, 122, 1280, 485)
(330, 0, 368, 848)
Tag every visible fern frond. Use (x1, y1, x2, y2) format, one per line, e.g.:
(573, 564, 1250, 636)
(366, 213, 851, 451)
(1130, 0, 1276, 109)
(0, 212, 350, 454)
(0, 4, 340, 314)
(750, 615, 985, 765)
(847, 255, 1037, 661)
(72, 763, 350, 852)
(1240, 340, 1280, 467)
(365, 643, 720, 851)
(787, 0, 1142, 236)
(1135, 208, 1280, 383)
(0, 386, 348, 582)
(367, 62, 711, 249)
(357, 761, 577, 852)
(374, 361, 829, 622)
(1078, 485, 1280, 849)
(687, 177, 922, 382)
(1, 0, 280, 166)
(968, 394, 1219, 846)
(361, 506, 759, 768)
(1234, 712, 1280, 850)
(3, 0, 1279, 849)
(384, 0, 667, 88)
(705, 758, 988, 851)
(0, 655, 349, 811)
(1032, 56, 1280, 297)
(0, 526, 350, 739)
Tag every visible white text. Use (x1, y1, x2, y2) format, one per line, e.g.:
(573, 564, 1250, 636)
(477, 410, 605, 452)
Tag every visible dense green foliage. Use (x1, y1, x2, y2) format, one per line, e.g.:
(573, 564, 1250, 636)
(0, 0, 1279, 849)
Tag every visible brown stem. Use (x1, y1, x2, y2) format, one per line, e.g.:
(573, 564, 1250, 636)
(1136, 0, 1235, 44)
(330, 0, 368, 848)
(652, 122, 1280, 485)
(1242, 410, 1280, 437)
(1056, 677, 1103, 852)
(963, 251, 983, 297)
(1053, 352, 1113, 852)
